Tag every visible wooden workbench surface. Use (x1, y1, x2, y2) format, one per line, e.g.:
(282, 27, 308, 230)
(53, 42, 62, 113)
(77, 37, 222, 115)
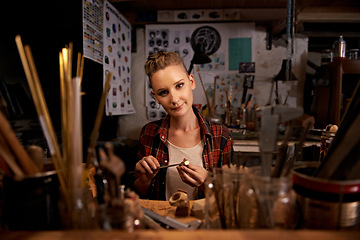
(1, 200, 358, 239)
(1, 230, 359, 240)
(139, 199, 199, 223)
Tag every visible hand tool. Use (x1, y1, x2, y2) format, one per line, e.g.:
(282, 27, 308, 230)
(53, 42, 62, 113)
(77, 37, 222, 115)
(141, 206, 202, 230)
(128, 163, 180, 174)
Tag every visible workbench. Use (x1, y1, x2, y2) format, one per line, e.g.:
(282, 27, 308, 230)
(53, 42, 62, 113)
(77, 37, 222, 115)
(1, 229, 358, 239)
(233, 139, 320, 153)
(1, 199, 358, 239)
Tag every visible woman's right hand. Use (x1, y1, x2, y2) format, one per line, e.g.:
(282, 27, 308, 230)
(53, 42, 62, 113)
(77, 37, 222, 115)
(135, 155, 160, 183)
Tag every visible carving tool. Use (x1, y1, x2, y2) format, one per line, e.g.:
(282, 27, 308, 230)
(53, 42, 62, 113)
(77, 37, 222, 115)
(128, 163, 179, 174)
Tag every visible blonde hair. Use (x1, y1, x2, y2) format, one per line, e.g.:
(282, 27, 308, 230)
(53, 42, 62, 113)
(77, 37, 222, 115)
(145, 51, 187, 80)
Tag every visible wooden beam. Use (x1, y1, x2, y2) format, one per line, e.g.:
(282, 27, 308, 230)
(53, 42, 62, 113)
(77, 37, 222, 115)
(298, 7, 360, 22)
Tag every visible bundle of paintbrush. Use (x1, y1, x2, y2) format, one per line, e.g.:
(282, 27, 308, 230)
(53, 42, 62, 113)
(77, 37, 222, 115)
(59, 43, 87, 216)
(15, 36, 86, 215)
(11, 35, 142, 229)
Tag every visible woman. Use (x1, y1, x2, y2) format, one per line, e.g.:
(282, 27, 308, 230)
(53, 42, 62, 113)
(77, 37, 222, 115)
(133, 52, 233, 200)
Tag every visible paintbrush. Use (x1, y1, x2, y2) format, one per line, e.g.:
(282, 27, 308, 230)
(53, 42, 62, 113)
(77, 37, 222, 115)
(0, 111, 39, 175)
(88, 72, 113, 150)
(198, 73, 213, 117)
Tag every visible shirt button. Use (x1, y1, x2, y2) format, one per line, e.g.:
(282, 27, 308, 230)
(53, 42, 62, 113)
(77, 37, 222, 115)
(161, 135, 165, 139)
(164, 160, 168, 163)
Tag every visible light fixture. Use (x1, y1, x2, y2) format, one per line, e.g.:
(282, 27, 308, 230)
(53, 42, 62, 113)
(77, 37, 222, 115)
(274, 59, 297, 82)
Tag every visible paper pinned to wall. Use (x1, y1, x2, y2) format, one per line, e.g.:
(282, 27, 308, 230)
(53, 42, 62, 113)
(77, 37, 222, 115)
(228, 38, 252, 70)
(82, 0, 104, 64)
(103, 0, 135, 115)
(214, 73, 243, 114)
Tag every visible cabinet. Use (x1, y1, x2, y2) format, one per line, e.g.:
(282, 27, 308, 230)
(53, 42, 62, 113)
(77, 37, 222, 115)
(314, 59, 360, 128)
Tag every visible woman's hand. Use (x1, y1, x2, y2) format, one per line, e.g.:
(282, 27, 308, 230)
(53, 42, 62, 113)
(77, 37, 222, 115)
(176, 163, 208, 187)
(135, 155, 160, 183)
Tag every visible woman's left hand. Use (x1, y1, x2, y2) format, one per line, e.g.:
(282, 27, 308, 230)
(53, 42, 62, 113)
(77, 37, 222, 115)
(176, 163, 208, 187)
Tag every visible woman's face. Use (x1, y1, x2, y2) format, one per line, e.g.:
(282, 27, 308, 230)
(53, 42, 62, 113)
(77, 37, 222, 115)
(151, 64, 195, 118)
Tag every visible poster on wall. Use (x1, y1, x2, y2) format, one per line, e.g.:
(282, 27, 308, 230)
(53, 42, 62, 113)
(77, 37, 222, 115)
(145, 23, 255, 120)
(103, 0, 135, 115)
(82, 0, 103, 64)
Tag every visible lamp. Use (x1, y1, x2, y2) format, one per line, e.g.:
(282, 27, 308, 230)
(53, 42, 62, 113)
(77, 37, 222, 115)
(274, 59, 297, 82)
(187, 26, 221, 74)
(187, 43, 212, 74)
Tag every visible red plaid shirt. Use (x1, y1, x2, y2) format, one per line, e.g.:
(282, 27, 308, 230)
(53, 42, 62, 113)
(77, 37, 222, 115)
(137, 107, 233, 200)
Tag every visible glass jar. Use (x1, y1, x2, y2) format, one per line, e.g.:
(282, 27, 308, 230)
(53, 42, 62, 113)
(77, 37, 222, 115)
(204, 166, 246, 229)
(242, 166, 298, 229)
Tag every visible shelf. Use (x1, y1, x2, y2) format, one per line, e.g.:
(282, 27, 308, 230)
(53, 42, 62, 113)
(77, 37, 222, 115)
(315, 59, 360, 128)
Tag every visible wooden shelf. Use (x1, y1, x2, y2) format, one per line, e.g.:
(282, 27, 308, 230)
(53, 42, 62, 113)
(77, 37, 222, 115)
(315, 59, 360, 128)
(329, 59, 360, 126)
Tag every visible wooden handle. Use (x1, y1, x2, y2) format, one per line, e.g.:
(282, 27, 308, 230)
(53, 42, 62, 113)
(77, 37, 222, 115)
(0, 112, 39, 175)
(0, 134, 24, 179)
(0, 144, 25, 179)
(26, 145, 44, 172)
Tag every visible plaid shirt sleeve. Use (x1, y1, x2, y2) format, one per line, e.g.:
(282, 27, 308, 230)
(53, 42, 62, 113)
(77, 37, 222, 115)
(135, 120, 167, 199)
(218, 125, 233, 165)
(137, 120, 161, 160)
(206, 122, 234, 168)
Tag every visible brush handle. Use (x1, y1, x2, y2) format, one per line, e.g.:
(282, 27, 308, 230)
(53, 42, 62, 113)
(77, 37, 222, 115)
(0, 112, 39, 175)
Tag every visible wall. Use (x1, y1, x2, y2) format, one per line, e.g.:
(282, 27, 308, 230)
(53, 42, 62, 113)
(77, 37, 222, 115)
(118, 26, 308, 140)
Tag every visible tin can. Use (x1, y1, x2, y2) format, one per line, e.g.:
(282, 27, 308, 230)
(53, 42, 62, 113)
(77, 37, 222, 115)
(2, 171, 61, 230)
(292, 163, 360, 230)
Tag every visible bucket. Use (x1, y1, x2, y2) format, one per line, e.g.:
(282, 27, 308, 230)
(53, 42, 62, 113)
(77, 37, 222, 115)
(292, 163, 360, 230)
(2, 170, 61, 230)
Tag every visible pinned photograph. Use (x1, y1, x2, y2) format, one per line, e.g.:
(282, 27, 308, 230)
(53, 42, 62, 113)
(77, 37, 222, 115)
(239, 62, 255, 73)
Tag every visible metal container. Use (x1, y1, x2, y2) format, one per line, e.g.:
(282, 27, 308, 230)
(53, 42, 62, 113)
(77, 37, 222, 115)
(321, 49, 333, 65)
(333, 36, 347, 59)
(347, 49, 359, 60)
(2, 171, 61, 230)
(292, 163, 360, 230)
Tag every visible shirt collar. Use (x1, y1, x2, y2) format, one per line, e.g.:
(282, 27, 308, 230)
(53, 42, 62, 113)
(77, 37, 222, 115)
(157, 106, 212, 143)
